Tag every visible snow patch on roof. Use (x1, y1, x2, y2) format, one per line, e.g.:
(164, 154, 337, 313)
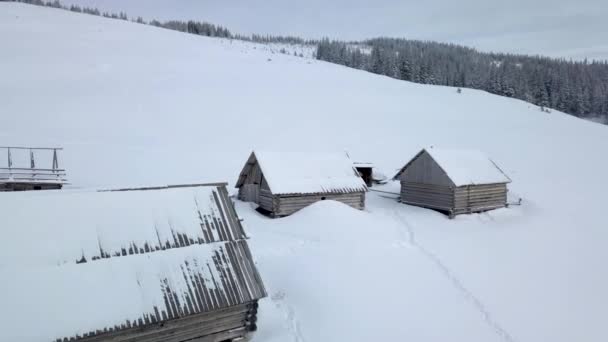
(0, 185, 266, 341)
(253, 150, 367, 195)
(3, 244, 220, 341)
(426, 147, 511, 186)
(0, 186, 239, 268)
(353, 161, 374, 167)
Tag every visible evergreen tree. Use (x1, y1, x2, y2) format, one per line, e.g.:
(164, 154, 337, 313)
(370, 47, 385, 75)
(397, 54, 412, 81)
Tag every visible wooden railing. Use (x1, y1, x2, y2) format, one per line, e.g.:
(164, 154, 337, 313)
(0, 146, 67, 184)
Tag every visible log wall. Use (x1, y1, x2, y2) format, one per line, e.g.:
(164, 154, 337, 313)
(258, 188, 275, 212)
(401, 182, 454, 212)
(274, 191, 365, 217)
(69, 301, 260, 342)
(453, 183, 507, 215)
(400, 181, 507, 216)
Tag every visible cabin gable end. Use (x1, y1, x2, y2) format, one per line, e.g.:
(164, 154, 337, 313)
(400, 150, 455, 187)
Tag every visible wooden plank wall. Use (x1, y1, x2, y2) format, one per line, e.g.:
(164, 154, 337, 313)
(400, 182, 454, 212)
(237, 162, 272, 211)
(401, 182, 507, 216)
(274, 191, 365, 217)
(258, 189, 274, 212)
(65, 301, 260, 342)
(238, 184, 259, 202)
(242, 162, 263, 187)
(400, 151, 454, 187)
(453, 183, 507, 214)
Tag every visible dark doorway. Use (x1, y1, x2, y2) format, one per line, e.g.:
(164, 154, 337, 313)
(355, 167, 373, 187)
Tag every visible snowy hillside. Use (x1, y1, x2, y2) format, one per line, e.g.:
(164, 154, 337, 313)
(1, 3, 608, 342)
(62, 0, 608, 61)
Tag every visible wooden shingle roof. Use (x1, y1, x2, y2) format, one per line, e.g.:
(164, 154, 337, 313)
(0, 183, 266, 342)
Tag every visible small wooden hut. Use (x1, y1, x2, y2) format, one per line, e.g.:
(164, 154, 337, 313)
(0, 183, 266, 342)
(236, 151, 367, 217)
(393, 147, 511, 217)
(0, 146, 67, 191)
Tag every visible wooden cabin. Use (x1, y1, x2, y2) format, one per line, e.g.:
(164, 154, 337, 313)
(236, 151, 367, 217)
(354, 162, 374, 187)
(0, 183, 266, 342)
(393, 147, 511, 217)
(0, 146, 67, 191)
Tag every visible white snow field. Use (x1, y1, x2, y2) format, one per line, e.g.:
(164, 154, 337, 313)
(1, 3, 608, 342)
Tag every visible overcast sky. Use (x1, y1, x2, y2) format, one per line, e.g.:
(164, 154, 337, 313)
(64, 0, 608, 60)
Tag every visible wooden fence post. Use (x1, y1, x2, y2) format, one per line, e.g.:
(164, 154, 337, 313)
(52, 148, 58, 171)
(30, 149, 35, 169)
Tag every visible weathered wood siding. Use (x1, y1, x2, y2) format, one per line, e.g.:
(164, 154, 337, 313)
(401, 182, 454, 212)
(399, 151, 454, 187)
(274, 191, 365, 217)
(70, 301, 260, 342)
(0, 182, 62, 192)
(400, 182, 507, 216)
(243, 161, 263, 185)
(453, 183, 507, 214)
(237, 161, 271, 204)
(238, 184, 259, 202)
(258, 188, 275, 212)
(51, 185, 267, 342)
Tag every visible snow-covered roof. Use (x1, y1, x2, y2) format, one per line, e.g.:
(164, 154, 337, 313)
(394, 147, 511, 186)
(345, 151, 374, 167)
(0, 184, 266, 342)
(353, 161, 374, 167)
(236, 151, 367, 195)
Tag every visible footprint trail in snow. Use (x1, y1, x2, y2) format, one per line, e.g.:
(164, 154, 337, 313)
(390, 209, 517, 342)
(271, 291, 305, 342)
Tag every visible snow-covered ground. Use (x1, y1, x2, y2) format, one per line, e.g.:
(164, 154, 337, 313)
(1, 3, 608, 341)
